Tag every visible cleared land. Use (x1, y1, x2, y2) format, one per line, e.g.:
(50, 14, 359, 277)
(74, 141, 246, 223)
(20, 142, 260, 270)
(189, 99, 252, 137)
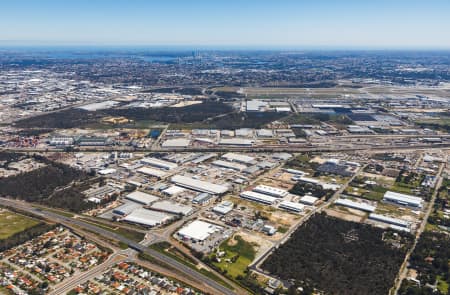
(0, 209, 39, 240)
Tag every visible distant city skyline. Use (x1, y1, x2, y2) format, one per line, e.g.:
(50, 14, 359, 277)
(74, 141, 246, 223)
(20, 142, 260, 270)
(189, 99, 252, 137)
(1, 0, 450, 49)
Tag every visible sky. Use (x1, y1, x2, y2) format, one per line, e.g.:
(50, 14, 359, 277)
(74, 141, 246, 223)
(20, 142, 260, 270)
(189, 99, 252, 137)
(1, 0, 450, 49)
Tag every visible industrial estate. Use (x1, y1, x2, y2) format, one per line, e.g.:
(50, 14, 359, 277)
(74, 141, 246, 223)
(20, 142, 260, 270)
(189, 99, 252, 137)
(0, 48, 449, 295)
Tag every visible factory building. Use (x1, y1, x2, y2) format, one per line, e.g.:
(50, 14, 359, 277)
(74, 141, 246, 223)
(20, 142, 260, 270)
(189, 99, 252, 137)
(122, 208, 172, 227)
(334, 198, 376, 212)
(171, 175, 229, 195)
(383, 191, 423, 208)
(279, 200, 304, 213)
(212, 160, 247, 171)
(212, 201, 234, 215)
(299, 195, 319, 206)
(222, 153, 255, 164)
(150, 200, 193, 216)
(137, 167, 168, 179)
(368, 213, 411, 229)
(140, 157, 178, 170)
(240, 191, 277, 205)
(178, 220, 223, 242)
(125, 191, 159, 206)
(253, 185, 288, 198)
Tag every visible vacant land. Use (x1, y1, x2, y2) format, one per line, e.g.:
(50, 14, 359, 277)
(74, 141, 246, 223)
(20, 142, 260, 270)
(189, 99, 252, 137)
(262, 213, 413, 295)
(212, 234, 257, 279)
(0, 209, 39, 240)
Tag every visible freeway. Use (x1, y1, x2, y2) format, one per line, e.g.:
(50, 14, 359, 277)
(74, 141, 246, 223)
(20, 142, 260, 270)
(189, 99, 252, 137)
(0, 198, 238, 295)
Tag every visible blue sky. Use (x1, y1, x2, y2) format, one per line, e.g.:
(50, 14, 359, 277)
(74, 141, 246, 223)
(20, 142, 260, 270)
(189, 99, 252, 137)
(1, 0, 450, 49)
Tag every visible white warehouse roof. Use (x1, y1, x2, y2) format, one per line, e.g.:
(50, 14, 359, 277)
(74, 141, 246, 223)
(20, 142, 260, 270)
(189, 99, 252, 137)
(253, 185, 288, 198)
(161, 138, 191, 148)
(368, 213, 411, 228)
(123, 208, 172, 227)
(137, 167, 168, 178)
(212, 160, 247, 171)
(125, 191, 159, 206)
(140, 157, 178, 170)
(178, 220, 223, 241)
(279, 200, 304, 213)
(222, 152, 255, 164)
(171, 175, 229, 195)
(383, 191, 423, 208)
(240, 191, 277, 205)
(150, 200, 193, 216)
(335, 198, 376, 212)
(299, 195, 319, 205)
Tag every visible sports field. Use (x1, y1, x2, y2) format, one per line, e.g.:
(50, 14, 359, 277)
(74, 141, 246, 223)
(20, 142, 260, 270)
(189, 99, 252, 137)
(0, 209, 40, 240)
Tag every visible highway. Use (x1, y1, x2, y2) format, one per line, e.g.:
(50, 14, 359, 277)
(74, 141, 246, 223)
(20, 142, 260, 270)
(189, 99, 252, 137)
(0, 198, 238, 295)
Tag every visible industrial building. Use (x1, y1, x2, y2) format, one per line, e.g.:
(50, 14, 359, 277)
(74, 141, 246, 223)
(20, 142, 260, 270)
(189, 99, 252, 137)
(383, 191, 423, 208)
(171, 175, 229, 195)
(140, 157, 178, 170)
(178, 220, 223, 242)
(212, 201, 234, 215)
(253, 185, 288, 198)
(299, 195, 319, 206)
(112, 201, 142, 216)
(122, 208, 173, 227)
(192, 193, 213, 205)
(137, 166, 168, 179)
(125, 191, 159, 206)
(212, 160, 247, 171)
(222, 153, 255, 164)
(150, 200, 193, 216)
(161, 138, 191, 148)
(334, 198, 376, 212)
(279, 200, 305, 213)
(240, 191, 277, 205)
(218, 138, 253, 146)
(368, 213, 411, 229)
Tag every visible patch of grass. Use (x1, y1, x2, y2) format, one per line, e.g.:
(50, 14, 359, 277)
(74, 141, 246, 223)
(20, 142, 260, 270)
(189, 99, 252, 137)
(78, 217, 145, 242)
(437, 275, 449, 294)
(212, 235, 257, 279)
(0, 210, 40, 240)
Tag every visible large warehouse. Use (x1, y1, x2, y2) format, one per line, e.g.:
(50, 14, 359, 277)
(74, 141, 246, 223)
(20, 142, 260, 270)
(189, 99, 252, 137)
(335, 198, 376, 212)
(253, 185, 288, 198)
(171, 175, 229, 195)
(140, 157, 178, 170)
(240, 191, 277, 205)
(383, 191, 423, 208)
(122, 208, 173, 227)
(125, 191, 159, 206)
(137, 166, 168, 179)
(222, 153, 255, 164)
(279, 200, 304, 213)
(150, 200, 193, 216)
(177, 220, 223, 242)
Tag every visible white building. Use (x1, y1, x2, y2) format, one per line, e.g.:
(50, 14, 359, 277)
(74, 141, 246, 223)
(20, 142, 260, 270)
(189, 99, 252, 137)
(222, 153, 255, 164)
(171, 175, 229, 195)
(253, 185, 288, 198)
(125, 191, 159, 206)
(213, 201, 234, 215)
(279, 200, 304, 213)
(299, 195, 319, 206)
(140, 157, 178, 170)
(240, 191, 277, 205)
(383, 191, 423, 208)
(137, 167, 168, 179)
(150, 200, 193, 216)
(123, 208, 172, 227)
(335, 198, 376, 212)
(178, 220, 223, 242)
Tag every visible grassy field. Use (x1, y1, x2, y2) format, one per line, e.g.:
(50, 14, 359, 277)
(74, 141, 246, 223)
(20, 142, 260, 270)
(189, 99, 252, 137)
(212, 235, 257, 279)
(0, 209, 40, 240)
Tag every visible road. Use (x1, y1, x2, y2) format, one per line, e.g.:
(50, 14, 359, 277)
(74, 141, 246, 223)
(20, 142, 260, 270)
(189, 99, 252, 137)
(0, 198, 238, 295)
(390, 155, 447, 295)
